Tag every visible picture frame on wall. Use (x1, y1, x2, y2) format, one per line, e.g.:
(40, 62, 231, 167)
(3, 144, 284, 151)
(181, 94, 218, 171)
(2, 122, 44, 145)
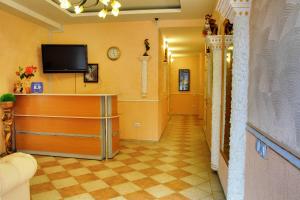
(179, 69, 190, 91)
(84, 64, 98, 83)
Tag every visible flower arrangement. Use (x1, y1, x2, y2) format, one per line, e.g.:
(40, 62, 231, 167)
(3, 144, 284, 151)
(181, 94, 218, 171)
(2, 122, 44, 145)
(14, 66, 37, 94)
(16, 66, 37, 80)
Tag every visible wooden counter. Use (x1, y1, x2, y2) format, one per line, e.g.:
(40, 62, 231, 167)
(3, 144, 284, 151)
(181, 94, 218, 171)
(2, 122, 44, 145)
(14, 94, 119, 160)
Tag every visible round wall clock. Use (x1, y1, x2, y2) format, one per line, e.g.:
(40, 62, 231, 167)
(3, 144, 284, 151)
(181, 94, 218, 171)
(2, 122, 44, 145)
(107, 47, 121, 61)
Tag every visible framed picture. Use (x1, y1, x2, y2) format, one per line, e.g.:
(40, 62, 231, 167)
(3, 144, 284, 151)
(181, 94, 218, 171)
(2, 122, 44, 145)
(179, 69, 190, 91)
(84, 64, 98, 83)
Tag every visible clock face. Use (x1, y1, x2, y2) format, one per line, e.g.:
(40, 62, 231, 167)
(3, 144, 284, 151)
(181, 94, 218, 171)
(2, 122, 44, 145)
(107, 47, 121, 61)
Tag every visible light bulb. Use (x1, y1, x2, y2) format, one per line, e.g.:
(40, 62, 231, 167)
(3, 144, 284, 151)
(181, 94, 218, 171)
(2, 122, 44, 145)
(171, 58, 175, 63)
(59, 0, 71, 9)
(101, 0, 110, 6)
(111, 8, 119, 16)
(98, 9, 108, 18)
(74, 5, 83, 14)
(111, 0, 121, 9)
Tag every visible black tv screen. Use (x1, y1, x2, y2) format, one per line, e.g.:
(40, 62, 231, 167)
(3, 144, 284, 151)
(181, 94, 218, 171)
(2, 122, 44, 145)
(42, 44, 88, 73)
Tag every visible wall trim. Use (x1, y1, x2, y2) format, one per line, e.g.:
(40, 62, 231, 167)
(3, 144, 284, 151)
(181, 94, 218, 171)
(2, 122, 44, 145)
(0, 0, 63, 31)
(118, 99, 159, 102)
(247, 123, 300, 169)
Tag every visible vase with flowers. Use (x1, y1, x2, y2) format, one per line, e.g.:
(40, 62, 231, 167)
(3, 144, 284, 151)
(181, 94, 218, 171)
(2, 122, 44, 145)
(14, 66, 37, 94)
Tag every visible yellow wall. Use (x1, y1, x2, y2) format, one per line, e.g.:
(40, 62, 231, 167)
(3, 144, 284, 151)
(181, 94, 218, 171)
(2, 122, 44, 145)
(158, 32, 170, 137)
(47, 21, 163, 141)
(169, 56, 203, 115)
(0, 9, 49, 153)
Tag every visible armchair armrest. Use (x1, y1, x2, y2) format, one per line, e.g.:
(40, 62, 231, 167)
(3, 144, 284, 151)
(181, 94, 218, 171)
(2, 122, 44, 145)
(0, 153, 37, 195)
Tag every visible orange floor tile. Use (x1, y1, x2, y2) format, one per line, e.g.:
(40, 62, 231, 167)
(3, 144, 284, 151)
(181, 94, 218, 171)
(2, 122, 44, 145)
(30, 116, 225, 200)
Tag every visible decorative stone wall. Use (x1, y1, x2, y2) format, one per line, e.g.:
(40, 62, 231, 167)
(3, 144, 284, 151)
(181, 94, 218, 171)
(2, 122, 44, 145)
(216, 1, 252, 200)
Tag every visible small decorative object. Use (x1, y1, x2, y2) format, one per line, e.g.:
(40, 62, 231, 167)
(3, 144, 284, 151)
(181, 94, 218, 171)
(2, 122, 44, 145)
(0, 93, 16, 155)
(31, 82, 44, 93)
(203, 14, 218, 36)
(179, 69, 190, 92)
(107, 47, 121, 61)
(15, 66, 37, 94)
(143, 39, 150, 56)
(84, 64, 99, 83)
(224, 19, 233, 35)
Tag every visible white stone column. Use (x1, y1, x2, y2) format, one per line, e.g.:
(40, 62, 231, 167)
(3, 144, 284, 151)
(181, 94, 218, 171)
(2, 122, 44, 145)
(216, 1, 251, 200)
(206, 35, 223, 171)
(140, 56, 150, 97)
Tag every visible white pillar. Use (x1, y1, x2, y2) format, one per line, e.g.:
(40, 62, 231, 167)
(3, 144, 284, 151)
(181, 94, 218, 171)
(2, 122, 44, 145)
(140, 56, 150, 97)
(206, 35, 223, 171)
(216, 1, 251, 200)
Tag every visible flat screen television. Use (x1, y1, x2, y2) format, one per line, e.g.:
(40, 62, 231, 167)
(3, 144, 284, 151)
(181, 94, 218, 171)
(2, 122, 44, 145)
(42, 44, 88, 73)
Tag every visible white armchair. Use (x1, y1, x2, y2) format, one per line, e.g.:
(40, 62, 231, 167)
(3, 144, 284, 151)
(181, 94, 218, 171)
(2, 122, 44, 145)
(0, 153, 37, 200)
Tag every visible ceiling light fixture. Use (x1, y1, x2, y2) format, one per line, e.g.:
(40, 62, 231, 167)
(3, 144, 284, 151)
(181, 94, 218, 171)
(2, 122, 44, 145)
(59, 0, 71, 9)
(98, 8, 108, 18)
(58, 0, 122, 19)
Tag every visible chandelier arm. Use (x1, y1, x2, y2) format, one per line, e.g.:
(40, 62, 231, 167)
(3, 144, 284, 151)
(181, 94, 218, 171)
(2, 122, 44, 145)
(82, 0, 100, 8)
(79, 0, 88, 6)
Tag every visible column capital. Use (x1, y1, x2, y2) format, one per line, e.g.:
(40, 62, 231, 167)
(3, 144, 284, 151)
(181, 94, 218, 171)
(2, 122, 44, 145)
(224, 35, 233, 48)
(216, 0, 252, 21)
(206, 35, 223, 50)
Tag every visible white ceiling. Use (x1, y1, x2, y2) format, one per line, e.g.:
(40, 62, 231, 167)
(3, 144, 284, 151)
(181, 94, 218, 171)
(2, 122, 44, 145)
(0, 0, 217, 25)
(160, 27, 205, 58)
(0, 0, 216, 57)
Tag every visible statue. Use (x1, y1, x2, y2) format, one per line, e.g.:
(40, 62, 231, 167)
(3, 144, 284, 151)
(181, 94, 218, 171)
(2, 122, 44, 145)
(143, 39, 150, 56)
(224, 19, 233, 35)
(203, 14, 218, 36)
(1, 103, 14, 155)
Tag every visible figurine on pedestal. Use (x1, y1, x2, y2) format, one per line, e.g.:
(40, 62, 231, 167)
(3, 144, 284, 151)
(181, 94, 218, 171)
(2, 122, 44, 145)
(0, 93, 16, 156)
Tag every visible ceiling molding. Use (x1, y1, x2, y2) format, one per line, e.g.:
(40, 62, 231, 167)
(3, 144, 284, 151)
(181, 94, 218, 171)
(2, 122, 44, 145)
(45, 0, 181, 17)
(0, 0, 63, 31)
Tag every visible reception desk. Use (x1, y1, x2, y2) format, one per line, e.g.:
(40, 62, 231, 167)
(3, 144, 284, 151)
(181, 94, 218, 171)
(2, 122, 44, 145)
(14, 94, 119, 160)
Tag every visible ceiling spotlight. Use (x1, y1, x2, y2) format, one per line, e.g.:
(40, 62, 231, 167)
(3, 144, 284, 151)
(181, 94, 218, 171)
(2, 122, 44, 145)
(59, 0, 71, 9)
(111, 8, 120, 16)
(74, 5, 83, 14)
(101, 0, 111, 6)
(111, 0, 121, 9)
(98, 8, 108, 18)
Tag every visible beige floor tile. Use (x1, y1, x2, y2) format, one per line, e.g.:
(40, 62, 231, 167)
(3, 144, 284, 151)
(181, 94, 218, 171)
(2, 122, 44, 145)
(151, 173, 176, 183)
(136, 155, 154, 162)
(109, 196, 127, 200)
(31, 190, 62, 200)
(30, 175, 50, 186)
(104, 161, 125, 168)
(112, 182, 141, 195)
(122, 171, 147, 181)
(145, 184, 175, 198)
(43, 166, 65, 174)
(94, 169, 118, 179)
(64, 193, 95, 200)
(81, 179, 109, 192)
(181, 175, 207, 186)
(129, 162, 150, 170)
(80, 160, 101, 167)
(52, 177, 78, 189)
(159, 156, 178, 163)
(180, 187, 211, 199)
(57, 158, 78, 165)
(69, 168, 91, 176)
(156, 164, 178, 172)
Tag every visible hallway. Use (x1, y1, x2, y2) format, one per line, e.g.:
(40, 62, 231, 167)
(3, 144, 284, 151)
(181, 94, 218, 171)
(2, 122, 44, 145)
(30, 116, 225, 200)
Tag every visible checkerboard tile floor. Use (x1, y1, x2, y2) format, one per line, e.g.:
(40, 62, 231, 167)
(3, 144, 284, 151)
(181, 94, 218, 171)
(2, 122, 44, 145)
(30, 116, 226, 200)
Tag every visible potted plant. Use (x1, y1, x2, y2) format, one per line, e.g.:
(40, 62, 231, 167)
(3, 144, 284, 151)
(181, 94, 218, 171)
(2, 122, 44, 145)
(0, 93, 16, 109)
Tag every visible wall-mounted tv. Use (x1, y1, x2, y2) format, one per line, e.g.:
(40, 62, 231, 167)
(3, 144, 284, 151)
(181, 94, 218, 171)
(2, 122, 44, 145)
(42, 44, 88, 73)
